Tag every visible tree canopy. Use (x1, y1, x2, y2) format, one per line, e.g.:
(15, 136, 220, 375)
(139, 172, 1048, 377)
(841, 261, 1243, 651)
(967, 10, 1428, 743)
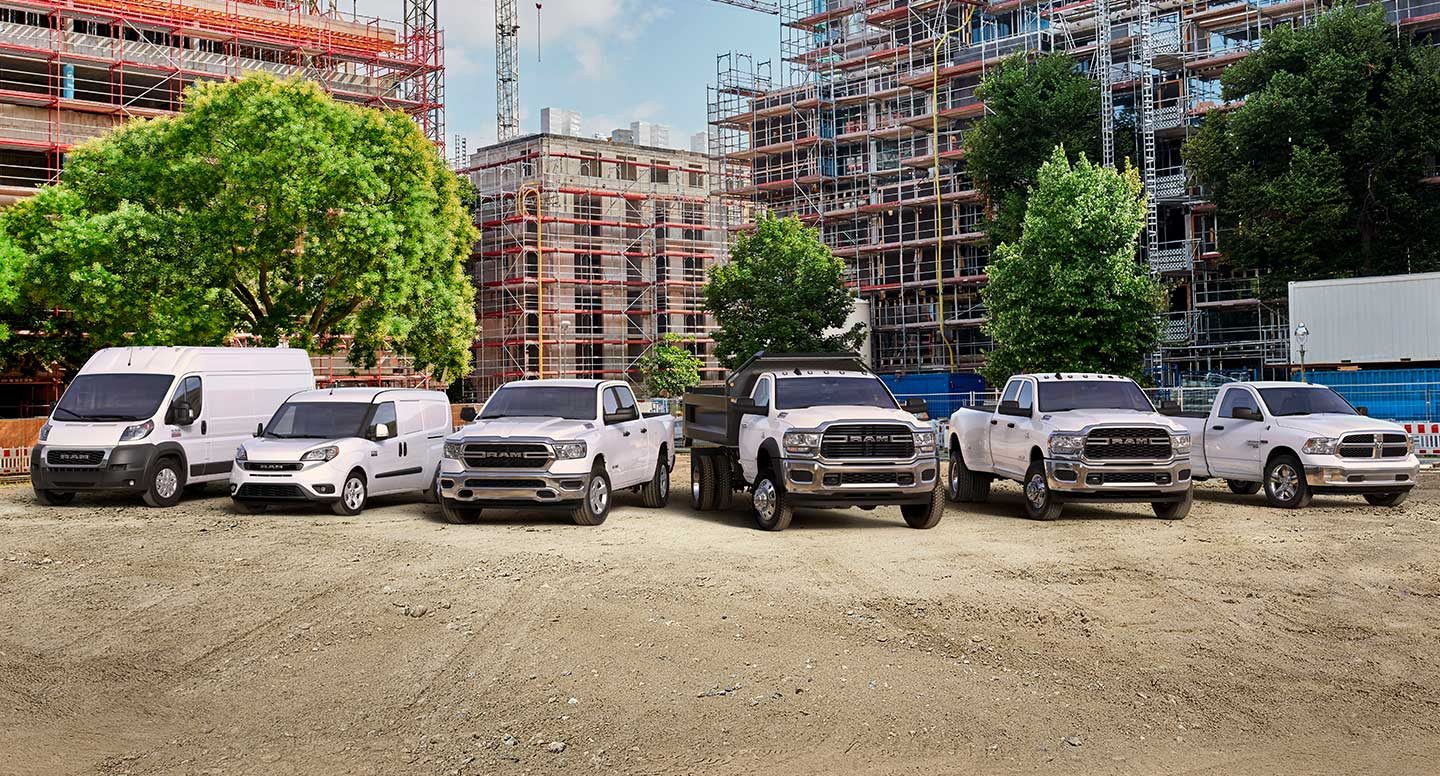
(2, 74, 478, 381)
(635, 334, 704, 398)
(981, 147, 1161, 384)
(704, 213, 866, 369)
(1184, 4, 1440, 291)
(964, 53, 1103, 245)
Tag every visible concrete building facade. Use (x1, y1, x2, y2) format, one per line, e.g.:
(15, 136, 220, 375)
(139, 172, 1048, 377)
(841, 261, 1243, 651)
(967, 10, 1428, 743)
(541, 107, 583, 137)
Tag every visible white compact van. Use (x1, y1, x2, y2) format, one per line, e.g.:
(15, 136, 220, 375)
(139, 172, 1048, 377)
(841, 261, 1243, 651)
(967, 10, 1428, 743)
(231, 388, 452, 515)
(30, 347, 315, 507)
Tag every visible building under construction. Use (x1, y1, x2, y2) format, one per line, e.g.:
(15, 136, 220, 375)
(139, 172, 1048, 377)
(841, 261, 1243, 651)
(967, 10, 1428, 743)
(710, 0, 1440, 385)
(0, 0, 443, 202)
(464, 133, 727, 399)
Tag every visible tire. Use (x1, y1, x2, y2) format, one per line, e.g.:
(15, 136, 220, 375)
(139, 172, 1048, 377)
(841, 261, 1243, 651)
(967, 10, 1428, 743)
(231, 500, 268, 514)
(142, 457, 185, 508)
(750, 468, 793, 532)
(713, 456, 734, 510)
(1226, 480, 1262, 495)
(421, 465, 442, 504)
(35, 489, 76, 506)
(690, 454, 717, 511)
(1021, 460, 1064, 521)
(570, 464, 611, 526)
(1152, 488, 1193, 520)
(439, 498, 482, 524)
(1364, 491, 1409, 507)
(901, 484, 946, 529)
(1263, 454, 1312, 510)
(640, 452, 671, 508)
(331, 470, 367, 516)
(946, 448, 991, 503)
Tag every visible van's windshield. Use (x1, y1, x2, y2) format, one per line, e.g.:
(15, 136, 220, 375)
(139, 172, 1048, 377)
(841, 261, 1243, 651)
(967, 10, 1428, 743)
(53, 374, 174, 422)
(264, 402, 372, 439)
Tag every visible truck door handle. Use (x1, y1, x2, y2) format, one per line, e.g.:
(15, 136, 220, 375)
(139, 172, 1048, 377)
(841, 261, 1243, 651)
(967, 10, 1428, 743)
(1006, 422, 1015, 429)
(990, 420, 998, 426)
(1212, 425, 1225, 431)
(623, 431, 631, 437)
(640, 427, 648, 433)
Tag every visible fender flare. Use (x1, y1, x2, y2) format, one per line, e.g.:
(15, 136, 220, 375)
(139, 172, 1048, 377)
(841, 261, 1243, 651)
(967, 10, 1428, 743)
(150, 441, 189, 480)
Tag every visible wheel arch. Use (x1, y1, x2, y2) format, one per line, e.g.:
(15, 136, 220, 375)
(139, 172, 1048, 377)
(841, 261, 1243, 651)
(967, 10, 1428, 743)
(1265, 445, 1301, 469)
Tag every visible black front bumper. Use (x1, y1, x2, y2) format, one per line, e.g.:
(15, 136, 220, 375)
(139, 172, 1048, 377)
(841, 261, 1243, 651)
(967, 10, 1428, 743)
(231, 482, 337, 504)
(30, 444, 157, 493)
(787, 490, 936, 508)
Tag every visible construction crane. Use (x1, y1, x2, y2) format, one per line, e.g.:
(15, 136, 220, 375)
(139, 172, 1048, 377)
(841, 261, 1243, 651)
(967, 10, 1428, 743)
(495, 0, 779, 142)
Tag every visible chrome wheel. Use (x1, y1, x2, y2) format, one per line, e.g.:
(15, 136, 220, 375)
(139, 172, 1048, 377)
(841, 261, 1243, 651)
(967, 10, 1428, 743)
(752, 478, 777, 523)
(948, 458, 960, 498)
(343, 477, 365, 511)
(1268, 463, 1299, 502)
(588, 476, 610, 514)
(1025, 473, 1048, 508)
(154, 467, 179, 500)
(658, 466, 669, 498)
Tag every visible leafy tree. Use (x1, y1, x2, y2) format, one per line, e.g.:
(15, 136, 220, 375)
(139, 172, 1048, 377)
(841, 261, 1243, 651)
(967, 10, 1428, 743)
(704, 213, 866, 369)
(1184, 4, 1440, 291)
(981, 147, 1161, 384)
(964, 53, 1102, 245)
(4, 74, 478, 381)
(635, 334, 703, 398)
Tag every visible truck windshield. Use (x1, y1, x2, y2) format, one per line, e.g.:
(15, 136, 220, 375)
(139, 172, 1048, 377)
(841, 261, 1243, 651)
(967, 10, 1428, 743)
(265, 402, 371, 439)
(481, 386, 596, 420)
(774, 377, 898, 410)
(53, 374, 173, 422)
(1037, 381, 1154, 413)
(1258, 387, 1357, 417)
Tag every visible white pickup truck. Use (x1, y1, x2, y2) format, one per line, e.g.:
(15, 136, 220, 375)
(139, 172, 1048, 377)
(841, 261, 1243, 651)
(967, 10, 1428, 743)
(436, 379, 676, 526)
(683, 352, 944, 532)
(1165, 381, 1419, 509)
(946, 373, 1194, 520)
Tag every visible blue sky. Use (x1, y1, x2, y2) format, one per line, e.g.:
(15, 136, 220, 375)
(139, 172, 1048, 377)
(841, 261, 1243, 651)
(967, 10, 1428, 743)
(356, 0, 780, 150)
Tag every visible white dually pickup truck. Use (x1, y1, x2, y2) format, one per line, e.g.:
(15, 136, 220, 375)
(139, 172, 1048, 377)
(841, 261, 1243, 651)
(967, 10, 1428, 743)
(437, 379, 675, 526)
(946, 373, 1194, 520)
(1165, 381, 1419, 509)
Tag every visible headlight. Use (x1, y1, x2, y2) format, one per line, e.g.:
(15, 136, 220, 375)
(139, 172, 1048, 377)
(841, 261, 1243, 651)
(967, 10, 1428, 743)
(553, 440, 587, 460)
(784, 431, 822, 454)
(1302, 437, 1338, 455)
(443, 441, 464, 460)
(1172, 433, 1192, 455)
(235, 446, 248, 462)
(119, 419, 154, 442)
(914, 430, 936, 453)
(39, 423, 52, 441)
(301, 445, 340, 462)
(1048, 432, 1086, 457)
(1408, 435, 1417, 454)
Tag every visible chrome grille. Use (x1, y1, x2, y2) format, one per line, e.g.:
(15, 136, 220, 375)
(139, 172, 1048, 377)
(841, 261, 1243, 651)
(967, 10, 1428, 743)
(1338, 433, 1410, 459)
(820, 424, 915, 459)
(46, 449, 104, 466)
(1084, 427, 1172, 460)
(462, 442, 551, 469)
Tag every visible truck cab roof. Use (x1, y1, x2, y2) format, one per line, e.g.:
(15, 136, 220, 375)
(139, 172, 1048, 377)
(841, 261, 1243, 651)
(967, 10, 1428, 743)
(1017, 373, 1137, 383)
(771, 370, 873, 379)
(497, 379, 621, 390)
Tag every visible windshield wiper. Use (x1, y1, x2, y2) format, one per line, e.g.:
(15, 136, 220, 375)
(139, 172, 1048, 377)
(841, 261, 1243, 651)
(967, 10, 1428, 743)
(86, 414, 144, 422)
(52, 407, 90, 420)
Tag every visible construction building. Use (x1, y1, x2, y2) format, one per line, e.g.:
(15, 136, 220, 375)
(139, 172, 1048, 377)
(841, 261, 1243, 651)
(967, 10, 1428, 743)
(0, 0, 443, 202)
(710, 0, 1440, 386)
(541, 106, 583, 137)
(464, 132, 727, 399)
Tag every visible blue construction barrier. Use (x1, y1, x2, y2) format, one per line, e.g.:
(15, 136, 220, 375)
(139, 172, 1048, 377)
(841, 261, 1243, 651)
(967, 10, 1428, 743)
(1297, 368, 1440, 422)
(880, 372, 989, 420)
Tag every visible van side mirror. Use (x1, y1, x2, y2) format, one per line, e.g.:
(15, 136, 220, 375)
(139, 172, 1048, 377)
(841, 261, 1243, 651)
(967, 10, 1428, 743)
(255, 422, 265, 438)
(372, 423, 391, 440)
(904, 398, 929, 418)
(460, 406, 477, 423)
(1232, 407, 1261, 422)
(172, 401, 196, 426)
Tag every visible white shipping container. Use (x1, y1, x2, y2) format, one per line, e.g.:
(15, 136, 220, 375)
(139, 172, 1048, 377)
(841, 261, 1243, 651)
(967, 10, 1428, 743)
(1288, 272, 1440, 366)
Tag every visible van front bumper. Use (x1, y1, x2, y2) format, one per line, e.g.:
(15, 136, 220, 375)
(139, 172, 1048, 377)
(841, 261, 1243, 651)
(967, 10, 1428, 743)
(1304, 456, 1420, 493)
(30, 444, 156, 493)
(1044, 457, 1192, 502)
(437, 470, 589, 507)
(781, 456, 939, 507)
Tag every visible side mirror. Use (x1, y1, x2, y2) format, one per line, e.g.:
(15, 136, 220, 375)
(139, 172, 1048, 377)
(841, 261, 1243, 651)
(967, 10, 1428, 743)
(373, 423, 391, 440)
(904, 398, 929, 418)
(1232, 407, 1261, 422)
(998, 400, 1027, 418)
(172, 401, 196, 426)
(459, 406, 477, 423)
(734, 397, 764, 415)
(255, 422, 265, 438)
(1159, 400, 1181, 415)
(1356, 406, 1369, 417)
(603, 411, 630, 426)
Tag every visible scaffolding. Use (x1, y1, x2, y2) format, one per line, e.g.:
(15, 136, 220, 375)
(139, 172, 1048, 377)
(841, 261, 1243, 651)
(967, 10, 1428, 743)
(0, 0, 443, 197)
(464, 133, 728, 399)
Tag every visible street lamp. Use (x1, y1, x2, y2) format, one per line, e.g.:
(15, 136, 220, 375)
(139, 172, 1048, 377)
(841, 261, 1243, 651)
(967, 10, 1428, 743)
(1293, 323, 1310, 383)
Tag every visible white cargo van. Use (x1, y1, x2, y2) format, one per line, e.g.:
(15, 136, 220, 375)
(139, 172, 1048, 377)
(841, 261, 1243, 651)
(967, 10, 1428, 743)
(231, 388, 452, 515)
(30, 347, 315, 507)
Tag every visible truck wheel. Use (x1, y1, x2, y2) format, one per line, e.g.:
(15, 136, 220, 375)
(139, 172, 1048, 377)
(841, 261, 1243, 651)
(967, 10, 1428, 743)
(1226, 480, 1261, 495)
(946, 449, 990, 503)
(1264, 454, 1312, 509)
(440, 498, 482, 524)
(332, 470, 368, 516)
(713, 456, 734, 510)
(571, 465, 611, 526)
(640, 452, 670, 508)
(1022, 460, 1063, 521)
(142, 456, 185, 508)
(751, 469, 793, 531)
(901, 484, 946, 529)
(690, 454, 717, 511)
(35, 489, 76, 506)
(1364, 491, 1409, 507)
(1152, 488, 1193, 520)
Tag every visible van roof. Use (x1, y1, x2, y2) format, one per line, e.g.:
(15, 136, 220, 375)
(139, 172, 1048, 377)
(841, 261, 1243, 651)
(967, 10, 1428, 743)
(289, 387, 448, 403)
(81, 346, 313, 376)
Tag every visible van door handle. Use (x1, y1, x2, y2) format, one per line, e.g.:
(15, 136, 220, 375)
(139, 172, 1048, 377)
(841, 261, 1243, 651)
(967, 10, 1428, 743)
(201, 421, 207, 435)
(1212, 425, 1225, 431)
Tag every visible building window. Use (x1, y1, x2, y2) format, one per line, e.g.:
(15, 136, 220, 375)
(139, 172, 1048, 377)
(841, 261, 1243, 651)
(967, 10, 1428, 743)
(651, 160, 670, 184)
(617, 155, 638, 181)
(687, 165, 705, 189)
(579, 151, 602, 177)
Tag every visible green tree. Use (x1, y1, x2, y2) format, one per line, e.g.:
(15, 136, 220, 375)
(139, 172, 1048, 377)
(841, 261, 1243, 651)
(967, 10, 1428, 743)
(1184, 4, 1440, 291)
(4, 74, 478, 381)
(635, 334, 704, 398)
(981, 147, 1161, 384)
(964, 53, 1103, 245)
(704, 213, 865, 369)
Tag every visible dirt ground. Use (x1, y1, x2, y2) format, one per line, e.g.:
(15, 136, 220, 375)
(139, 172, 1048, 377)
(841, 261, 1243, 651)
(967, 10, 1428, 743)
(3, 458, 1439, 776)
